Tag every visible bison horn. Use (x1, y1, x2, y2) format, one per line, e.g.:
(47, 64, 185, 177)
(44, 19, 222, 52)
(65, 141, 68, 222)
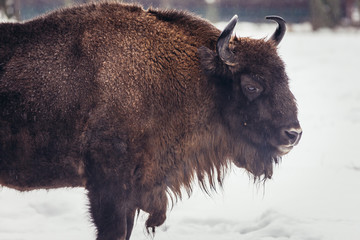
(266, 15, 286, 45)
(216, 15, 238, 66)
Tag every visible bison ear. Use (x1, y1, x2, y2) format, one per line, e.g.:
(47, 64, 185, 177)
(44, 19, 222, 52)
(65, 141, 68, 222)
(265, 16, 286, 45)
(198, 46, 218, 75)
(216, 15, 238, 66)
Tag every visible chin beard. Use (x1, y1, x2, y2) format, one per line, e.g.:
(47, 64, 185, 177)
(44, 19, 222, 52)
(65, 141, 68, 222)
(233, 141, 281, 180)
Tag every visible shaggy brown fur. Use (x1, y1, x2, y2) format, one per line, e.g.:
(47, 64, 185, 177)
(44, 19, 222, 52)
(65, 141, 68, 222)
(0, 2, 301, 240)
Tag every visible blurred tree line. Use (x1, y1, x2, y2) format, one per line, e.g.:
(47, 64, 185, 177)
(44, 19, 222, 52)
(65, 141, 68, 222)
(1, 0, 359, 29)
(0, 0, 20, 19)
(310, 0, 360, 29)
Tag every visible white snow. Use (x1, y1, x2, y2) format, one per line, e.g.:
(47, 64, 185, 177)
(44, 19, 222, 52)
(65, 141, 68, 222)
(1, 22, 360, 240)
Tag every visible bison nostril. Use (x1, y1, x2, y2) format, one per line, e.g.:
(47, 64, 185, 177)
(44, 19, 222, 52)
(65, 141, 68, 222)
(285, 130, 298, 140)
(284, 128, 302, 145)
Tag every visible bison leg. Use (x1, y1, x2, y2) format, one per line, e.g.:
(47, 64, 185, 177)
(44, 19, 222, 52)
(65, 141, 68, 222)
(83, 124, 137, 239)
(87, 184, 131, 240)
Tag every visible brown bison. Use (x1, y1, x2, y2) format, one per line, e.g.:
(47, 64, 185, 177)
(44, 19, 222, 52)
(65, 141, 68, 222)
(0, 2, 302, 240)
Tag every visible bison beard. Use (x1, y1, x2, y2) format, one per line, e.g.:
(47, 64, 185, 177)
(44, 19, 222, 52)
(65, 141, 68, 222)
(0, 2, 301, 240)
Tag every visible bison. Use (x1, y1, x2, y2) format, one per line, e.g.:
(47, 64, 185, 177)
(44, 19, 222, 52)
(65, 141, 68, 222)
(0, 2, 302, 240)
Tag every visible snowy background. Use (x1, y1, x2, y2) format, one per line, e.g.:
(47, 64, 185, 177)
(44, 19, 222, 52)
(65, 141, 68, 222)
(0, 18, 359, 240)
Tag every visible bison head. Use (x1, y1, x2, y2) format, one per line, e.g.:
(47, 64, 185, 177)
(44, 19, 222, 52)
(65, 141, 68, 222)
(199, 16, 302, 179)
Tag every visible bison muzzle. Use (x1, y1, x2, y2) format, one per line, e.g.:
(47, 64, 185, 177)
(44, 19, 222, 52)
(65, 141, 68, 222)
(0, 2, 302, 240)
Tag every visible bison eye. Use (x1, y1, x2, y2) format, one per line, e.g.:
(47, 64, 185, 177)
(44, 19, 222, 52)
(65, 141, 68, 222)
(245, 85, 258, 93)
(240, 75, 264, 101)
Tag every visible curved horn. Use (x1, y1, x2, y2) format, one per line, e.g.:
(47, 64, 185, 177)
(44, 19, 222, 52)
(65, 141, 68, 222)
(216, 15, 238, 66)
(265, 16, 286, 45)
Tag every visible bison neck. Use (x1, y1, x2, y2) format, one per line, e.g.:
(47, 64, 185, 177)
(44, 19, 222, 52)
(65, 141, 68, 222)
(140, 108, 236, 198)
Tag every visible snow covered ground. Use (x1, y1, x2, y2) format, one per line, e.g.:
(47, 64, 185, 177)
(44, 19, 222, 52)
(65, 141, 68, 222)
(1, 19, 359, 240)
